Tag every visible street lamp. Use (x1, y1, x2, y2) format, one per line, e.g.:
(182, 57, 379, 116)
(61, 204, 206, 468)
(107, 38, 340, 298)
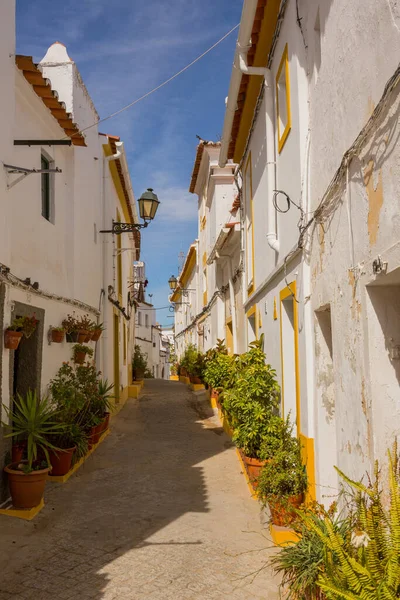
(100, 188, 160, 234)
(168, 275, 178, 291)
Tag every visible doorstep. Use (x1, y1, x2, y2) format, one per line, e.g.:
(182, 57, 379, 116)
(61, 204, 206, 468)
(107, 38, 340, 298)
(0, 498, 44, 521)
(49, 428, 110, 484)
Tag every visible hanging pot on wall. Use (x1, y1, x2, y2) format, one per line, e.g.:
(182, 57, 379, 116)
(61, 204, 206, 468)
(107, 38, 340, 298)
(73, 351, 86, 365)
(66, 331, 79, 343)
(51, 329, 65, 343)
(4, 330, 23, 350)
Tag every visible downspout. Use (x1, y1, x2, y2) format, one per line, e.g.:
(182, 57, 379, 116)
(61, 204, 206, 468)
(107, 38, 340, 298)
(237, 48, 279, 253)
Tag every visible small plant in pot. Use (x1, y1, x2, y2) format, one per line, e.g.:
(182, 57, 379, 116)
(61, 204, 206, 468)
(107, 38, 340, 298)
(132, 345, 148, 380)
(257, 429, 308, 526)
(50, 326, 65, 343)
(72, 344, 93, 365)
(91, 323, 104, 342)
(2, 391, 65, 508)
(4, 315, 38, 350)
(62, 313, 79, 342)
(203, 340, 237, 405)
(76, 314, 94, 342)
(96, 378, 114, 435)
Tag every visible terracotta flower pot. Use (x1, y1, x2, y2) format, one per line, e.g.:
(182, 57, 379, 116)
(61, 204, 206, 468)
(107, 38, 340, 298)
(211, 389, 219, 400)
(51, 329, 65, 343)
(66, 331, 79, 343)
(268, 493, 304, 527)
(77, 330, 88, 343)
(133, 368, 145, 381)
(87, 426, 97, 450)
(91, 330, 102, 342)
(190, 375, 202, 384)
(242, 454, 267, 489)
(12, 442, 26, 463)
(49, 447, 75, 477)
(4, 462, 50, 509)
(84, 331, 92, 343)
(4, 330, 23, 350)
(74, 351, 86, 365)
(180, 367, 187, 377)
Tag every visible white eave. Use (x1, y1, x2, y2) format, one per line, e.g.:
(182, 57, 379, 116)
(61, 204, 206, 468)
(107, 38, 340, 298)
(207, 223, 240, 265)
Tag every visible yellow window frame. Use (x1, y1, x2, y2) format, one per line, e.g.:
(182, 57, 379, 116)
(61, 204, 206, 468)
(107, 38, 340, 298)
(276, 44, 292, 153)
(279, 281, 300, 435)
(225, 317, 234, 355)
(246, 305, 258, 342)
(116, 209, 123, 303)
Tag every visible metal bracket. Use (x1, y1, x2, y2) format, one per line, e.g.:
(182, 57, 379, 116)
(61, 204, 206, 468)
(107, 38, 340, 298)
(100, 221, 148, 234)
(3, 163, 62, 190)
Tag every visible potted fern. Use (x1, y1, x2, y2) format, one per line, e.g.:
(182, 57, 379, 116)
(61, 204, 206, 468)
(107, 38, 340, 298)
(2, 391, 64, 508)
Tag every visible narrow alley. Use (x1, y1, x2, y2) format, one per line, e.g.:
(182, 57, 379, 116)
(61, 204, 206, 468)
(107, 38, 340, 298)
(0, 381, 279, 600)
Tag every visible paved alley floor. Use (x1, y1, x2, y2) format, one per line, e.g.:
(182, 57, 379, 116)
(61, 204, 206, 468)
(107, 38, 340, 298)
(0, 380, 280, 600)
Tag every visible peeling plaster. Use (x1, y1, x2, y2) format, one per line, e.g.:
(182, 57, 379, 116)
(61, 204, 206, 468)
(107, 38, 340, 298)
(364, 160, 384, 246)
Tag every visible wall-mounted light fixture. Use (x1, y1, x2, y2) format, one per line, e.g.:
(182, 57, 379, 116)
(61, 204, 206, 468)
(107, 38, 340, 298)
(100, 188, 160, 234)
(168, 275, 195, 297)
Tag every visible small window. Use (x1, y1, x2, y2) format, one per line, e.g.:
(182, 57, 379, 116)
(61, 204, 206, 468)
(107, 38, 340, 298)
(41, 153, 52, 221)
(276, 44, 291, 153)
(145, 314, 149, 328)
(138, 311, 142, 326)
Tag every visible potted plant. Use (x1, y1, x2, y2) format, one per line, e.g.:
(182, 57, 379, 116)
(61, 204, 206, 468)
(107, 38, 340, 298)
(2, 391, 64, 508)
(97, 379, 114, 433)
(203, 341, 236, 406)
(76, 314, 94, 343)
(132, 345, 148, 380)
(223, 337, 280, 477)
(50, 327, 65, 343)
(4, 315, 38, 349)
(91, 323, 104, 342)
(257, 432, 307, 526)
(62, 314, 79, 342)
(72, 344, 93, 365)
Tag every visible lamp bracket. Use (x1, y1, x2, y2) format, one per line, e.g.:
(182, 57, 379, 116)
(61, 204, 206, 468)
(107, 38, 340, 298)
(100, 221, 148, 234)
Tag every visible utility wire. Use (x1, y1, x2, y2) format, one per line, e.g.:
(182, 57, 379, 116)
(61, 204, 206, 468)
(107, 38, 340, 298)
(72, 23, 240, 139)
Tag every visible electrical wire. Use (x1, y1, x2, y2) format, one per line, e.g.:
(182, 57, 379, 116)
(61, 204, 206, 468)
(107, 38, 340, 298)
(71, 23, 240, 140)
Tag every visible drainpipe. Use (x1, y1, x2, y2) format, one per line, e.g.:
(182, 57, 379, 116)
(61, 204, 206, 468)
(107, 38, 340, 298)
(237, 48, 279, 253)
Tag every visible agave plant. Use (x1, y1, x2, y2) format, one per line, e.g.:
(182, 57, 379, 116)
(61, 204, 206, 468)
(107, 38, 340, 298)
(3, 390, 65, 471)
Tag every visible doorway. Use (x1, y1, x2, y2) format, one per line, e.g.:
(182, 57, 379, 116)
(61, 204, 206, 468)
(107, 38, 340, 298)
(113, 313, 120, 403)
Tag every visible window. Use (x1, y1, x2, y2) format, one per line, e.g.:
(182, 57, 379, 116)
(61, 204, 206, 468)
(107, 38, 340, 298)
(280, 282, 300, 436)
(244, 155, 254, 295)
(137, 311, 142, 326)
(276, 44, 291, 153)
(41, 153, 53, 221)
(246, 306, 257, 345)
(145, 314, 149, 328)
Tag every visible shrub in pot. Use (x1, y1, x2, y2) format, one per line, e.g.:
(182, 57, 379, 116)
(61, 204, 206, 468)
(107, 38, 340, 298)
(72, 344, 93, 365)
(132, 345, 148, 380)
(4, 315, 38, 349)
(76, 314, 95, 343)
(91, 323, 104, 342)
(223, 336, 279, 467)
(62, 313, 79, 342)
(2, 391, 64, 508)
(257, 430, 307, 526)
(203, 341, 237, 404)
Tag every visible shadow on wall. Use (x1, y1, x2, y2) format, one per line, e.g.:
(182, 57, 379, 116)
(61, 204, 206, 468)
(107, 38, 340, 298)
(0, 381, 231, 599)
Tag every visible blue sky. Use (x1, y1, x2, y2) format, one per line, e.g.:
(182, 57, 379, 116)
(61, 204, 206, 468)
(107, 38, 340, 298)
(16, 0, 242, 325)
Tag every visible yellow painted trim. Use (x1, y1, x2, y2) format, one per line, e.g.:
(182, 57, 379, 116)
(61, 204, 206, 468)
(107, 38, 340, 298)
(203, 290, 208, 306)
(102, 143, 131, 224)
(279, 282, 301, 436)
(190, 383, 205, 391)
(270, 524, 300, 546)
(169, 375, 179, 381)
(123, 323, 127, 365)
(200, 215, 207, 231)
(236, 449, 258, 500)
(225, 317, 234, 355)
(179, 375, 191, 385)
(246, 305, 258, 341)
(128, 383, 142, 399)
(170, 246, 197, 302)
(258, 308, 262, 329)
(276, 44, 292, 154)
(300, 434, 316, 502)
(49, 429, 110, 484)
(244, 153, 255, 297)
(233, 0, 281, 163)
(273, 297, 278, 320)
(0, 497, 44, 521)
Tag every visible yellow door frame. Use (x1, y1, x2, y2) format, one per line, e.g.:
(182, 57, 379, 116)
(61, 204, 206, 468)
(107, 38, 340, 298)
(279, 281, 301, 435)
(225, 317, 234, 355)
(244, 153, 255, 297)
(113, 311, 120, 403)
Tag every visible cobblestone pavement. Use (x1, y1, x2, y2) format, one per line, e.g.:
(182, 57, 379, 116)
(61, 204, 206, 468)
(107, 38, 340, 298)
(0, 380, 280, 599)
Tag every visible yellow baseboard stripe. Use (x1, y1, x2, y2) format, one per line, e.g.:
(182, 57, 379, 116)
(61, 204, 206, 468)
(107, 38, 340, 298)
(0, 497, 44, 521)
(270, 524, 300, 546)
(179, 376, 190, 385)
(49, 428, 110, 484)
(190, 383, 205, 391)
(169, 375, 179, 381)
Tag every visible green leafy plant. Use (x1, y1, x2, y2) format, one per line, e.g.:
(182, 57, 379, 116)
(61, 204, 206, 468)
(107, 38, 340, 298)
(2, 391, 65, 471)
(51, 326, 65, 332)
(92, 322, 104, 332)
(7, 315, 38, 338)
(62, 313, 79, 334)
(132, 345, 148, 379)
(180, 344, 205, 378)
(72, 344, 93, 359)
(257, 432, 307, 503)
(301, 442, 400, 600)
(203, 350, 236, 391)
(94, 379, 114, 417)
(76, 314, 94, 331)
(259, 414, 296, 461)
(222, 337, 280, 458)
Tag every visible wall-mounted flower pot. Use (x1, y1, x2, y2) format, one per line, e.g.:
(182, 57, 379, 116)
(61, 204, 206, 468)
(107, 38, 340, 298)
(77, 330, 88, 343)
(83, 331, 92, 343)
(4, 330, 23, 350)
(49, 447, 76, 477)
(268, 493, 304, 527)
(4, 462, 50, 509)
(66, 331, 79, 343)
(73, 351, 86, 365)
(51, 329, 65, 343)
(91, 330, 102, 342)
